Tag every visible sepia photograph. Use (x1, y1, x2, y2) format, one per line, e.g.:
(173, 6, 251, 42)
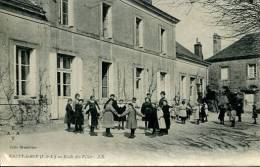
(0, 0, 260, 166)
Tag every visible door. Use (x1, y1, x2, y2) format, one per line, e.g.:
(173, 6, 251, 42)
(57, 54, 73, 118)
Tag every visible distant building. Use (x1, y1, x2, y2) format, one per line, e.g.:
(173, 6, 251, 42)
(206, 33, 260, 111)
(175, 40, 209, 104)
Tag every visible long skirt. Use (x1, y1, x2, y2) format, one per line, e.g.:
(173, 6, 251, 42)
(126, 119, 137, 129)
(102, 111, 114, 128)
(158, 118, 166, 129)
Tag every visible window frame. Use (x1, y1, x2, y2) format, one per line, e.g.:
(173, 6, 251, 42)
(135, 17, 144, 48)
(159, 27, 167, 54)
(101, 2, 113, 39)
(180, 74, 187, 98)
(60, 0, 69, 25)
(15, 46, 32, 96)
(247, 63, 257, 80)
(57, 54, 73, 97)
(220, 66, 230, 81)
(101, 62, 111, 98)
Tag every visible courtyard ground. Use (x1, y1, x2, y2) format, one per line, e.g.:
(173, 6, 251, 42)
(0, 113, 260, 166)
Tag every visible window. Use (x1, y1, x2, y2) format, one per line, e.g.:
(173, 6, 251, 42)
(199, 78, 204, 95)
(102, 62, 111, 98)
(15, 47, 32, 96)
(220, 67, 229, 80)
(248, 64, 257, 79)
(180, 75, 187, 98)
(61, 0, 68, 25)
(102, 3, 112, 39)
(136, 68, 143, 89)
(160, 72, 166, 92)
(160, 28, 166, 54)
(135, 17, 144, 48)
(190, 77, 196, 98)
(57, 54, 73, 97)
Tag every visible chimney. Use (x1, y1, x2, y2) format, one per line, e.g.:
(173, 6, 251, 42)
(194, 38, 203, 60)
(213, 33, 221, 55)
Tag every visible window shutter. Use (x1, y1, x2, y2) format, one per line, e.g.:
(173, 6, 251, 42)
(163, 32, 167, 53)
(72, 56, 83, 96)
(48, 52, 58, 119)
(139, 21, 144, 47)
(107, 7, 113, 39)
(68, 0, 74, 27)
(27, 50, 37, 97)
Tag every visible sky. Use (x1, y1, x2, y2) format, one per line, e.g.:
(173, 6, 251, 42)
(154, 0, 239, 59)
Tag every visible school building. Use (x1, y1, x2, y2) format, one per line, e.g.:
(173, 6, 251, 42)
(0, 0, 208, 120)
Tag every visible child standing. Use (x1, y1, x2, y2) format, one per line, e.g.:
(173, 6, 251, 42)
(157, 106, 166, 136)
(162, 100, 171, 135)
(229, 106, 236, 127)
(148, 103, 159, 136)
(85, 95, 100, 136)
(64, 98, 74, 131)
(200, 99, 208, 123)
(192, 102, 200, 125)
(74, 99, 84, 133)
(252, 104, 258, 124)
(141, 97, 153, 130)
(119, 103, 144, 139)
(179, 99, 188, 124)
(117, 99, 126, 130)
(218, 104, 226, 125)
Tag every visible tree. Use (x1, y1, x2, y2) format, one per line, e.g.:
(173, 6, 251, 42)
(147, 63, 157, 98)
(156, 0, 260, 37)
(0, 67, 17, 124)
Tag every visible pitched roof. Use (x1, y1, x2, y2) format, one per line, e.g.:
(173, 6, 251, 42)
(206, 33, 260, 62)
(133, 0, 180, 24)
(176, 42, 209, 66)
(0, 0, 46, 20)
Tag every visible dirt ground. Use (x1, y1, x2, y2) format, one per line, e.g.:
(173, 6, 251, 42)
(0, 113, 260, 166)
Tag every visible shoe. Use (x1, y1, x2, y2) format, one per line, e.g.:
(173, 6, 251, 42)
(128, 135, 135, 139)
(106, 133, 113, 137)
(90, 132, 98, 136)
(158, 133, 164, 136)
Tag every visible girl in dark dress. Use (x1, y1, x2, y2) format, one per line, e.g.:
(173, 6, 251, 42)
(218, 104, 226, 125)
(162, 100, 172, 135)
(148, 103, 159, 136)
(200, 101, 207, 123)
(64, 98, 74, 131)
(117, 99, 126, 130)
(74, 99, 84, 133)
(85, 96, 100, 136)
(141, 97, 152, 130)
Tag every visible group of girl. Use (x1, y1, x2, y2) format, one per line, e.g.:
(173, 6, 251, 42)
(64, 92, 174, 138)
(172, 97, 209, 125)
